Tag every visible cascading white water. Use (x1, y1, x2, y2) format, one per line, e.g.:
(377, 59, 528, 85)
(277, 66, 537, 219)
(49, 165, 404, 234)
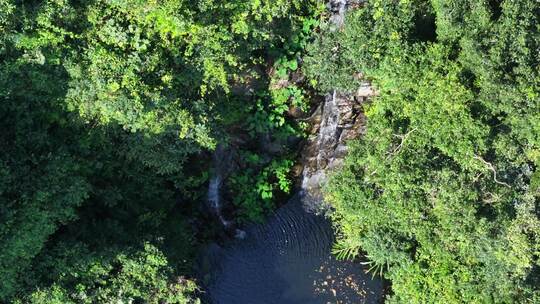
(301, 92, 343, 211)
(208, 175, 221, 210)
(202, 89, 377, 302)
(299, 0, 350, 211)
(316, 91, 340, 169)
(207, 145, 232, 228)
(329, 0, 349, 27)
(208, 175, 231, 228)
(300, 0, 372, 212)
(203, 86, 376, 304)
(207, 144, 246, 238)
(300, 88, 372, 213)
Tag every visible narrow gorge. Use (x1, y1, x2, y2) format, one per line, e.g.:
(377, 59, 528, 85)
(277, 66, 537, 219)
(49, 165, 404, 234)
(198, 2, 382, 303)
(200, 88, 380, 303)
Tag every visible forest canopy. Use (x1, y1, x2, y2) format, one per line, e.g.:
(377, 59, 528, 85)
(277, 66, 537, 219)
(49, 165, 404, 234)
(0, 0, 318, 302)
(1, 0, 539, 303)
(305, 0, 540, 303)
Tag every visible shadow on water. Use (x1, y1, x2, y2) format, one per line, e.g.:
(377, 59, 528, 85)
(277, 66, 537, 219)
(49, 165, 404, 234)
(199, 194, 383, 304)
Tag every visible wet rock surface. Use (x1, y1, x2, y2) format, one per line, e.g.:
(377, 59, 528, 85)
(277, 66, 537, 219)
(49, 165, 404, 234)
(327, 0, 365, 28)
(300, 86, 372, 213)
(300, 0, 373, 213)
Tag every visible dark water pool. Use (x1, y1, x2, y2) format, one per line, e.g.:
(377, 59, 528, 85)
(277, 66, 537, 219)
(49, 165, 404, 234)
(200, 194, 383, 304)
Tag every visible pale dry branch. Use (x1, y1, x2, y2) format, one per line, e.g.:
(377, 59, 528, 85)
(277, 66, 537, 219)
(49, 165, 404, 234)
(386, 128, 417, 160)
(474, 155, 511, 188)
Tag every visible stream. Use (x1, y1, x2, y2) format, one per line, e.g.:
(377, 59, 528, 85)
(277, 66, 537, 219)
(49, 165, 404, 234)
(200, 88, 381, 303)
(199, 1, 382, 302)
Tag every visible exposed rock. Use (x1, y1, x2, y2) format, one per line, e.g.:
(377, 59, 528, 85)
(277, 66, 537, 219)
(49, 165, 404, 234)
(291, 164, 304, 178)
(300, 90, 371, 213)
(327, 0, 348, 28)
(357, 82, 375, 97)
(288, 106, 306, 118)
(327, 0, 366, 29)
(299, 0, 374, 213)
(234, 229, 247, 239)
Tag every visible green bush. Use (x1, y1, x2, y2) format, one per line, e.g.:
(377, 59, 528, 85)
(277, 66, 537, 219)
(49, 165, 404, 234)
(16, 243, 199, 304)
(229, 156, 294, 222)
(0, 0, 319, 301)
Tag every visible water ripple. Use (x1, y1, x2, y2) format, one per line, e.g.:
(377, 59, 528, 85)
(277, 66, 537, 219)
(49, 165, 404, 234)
(202, 194, 383, 304)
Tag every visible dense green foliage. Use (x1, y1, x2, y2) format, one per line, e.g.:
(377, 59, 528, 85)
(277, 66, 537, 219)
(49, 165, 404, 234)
(0, 0, 319, 301)
(16, 243, 199, 304)
(224, 22, 318, 221)
(4, 0, 539, 302)
(306, 1, 540, 303)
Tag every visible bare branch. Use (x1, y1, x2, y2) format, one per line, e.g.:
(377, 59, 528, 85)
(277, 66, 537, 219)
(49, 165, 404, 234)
(386, 128, 417, 159)
(473, 155, 511, 188)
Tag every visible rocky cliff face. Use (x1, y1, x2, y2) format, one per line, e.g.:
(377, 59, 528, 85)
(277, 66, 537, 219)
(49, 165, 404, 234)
(205, 0, 372, 222)
(327, 0, 365, 28)
(300, 85, 374, 212)
(300, 0, 373, 213)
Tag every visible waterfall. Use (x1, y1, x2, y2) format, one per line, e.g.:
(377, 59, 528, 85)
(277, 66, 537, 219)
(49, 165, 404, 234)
(301, 89, 372, 212)
(207, 144, 232, 228)
(328, 0, 349, 27)
(207, 144, 246, 238)
(316, 91, 340, 170)
(301, 92, 341, 211)
(300, 0, 372, 212)
(208, 174, 231, 228)
(300, 91, 355, 211)
(202, 86, 377, 304)
(208, 175, 221, 210)
(199, 3, 382, 302)
(300, 0, 348, 211)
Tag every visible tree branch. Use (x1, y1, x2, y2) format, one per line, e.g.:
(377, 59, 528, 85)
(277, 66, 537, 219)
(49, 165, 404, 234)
(473, 155, 511, 188)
